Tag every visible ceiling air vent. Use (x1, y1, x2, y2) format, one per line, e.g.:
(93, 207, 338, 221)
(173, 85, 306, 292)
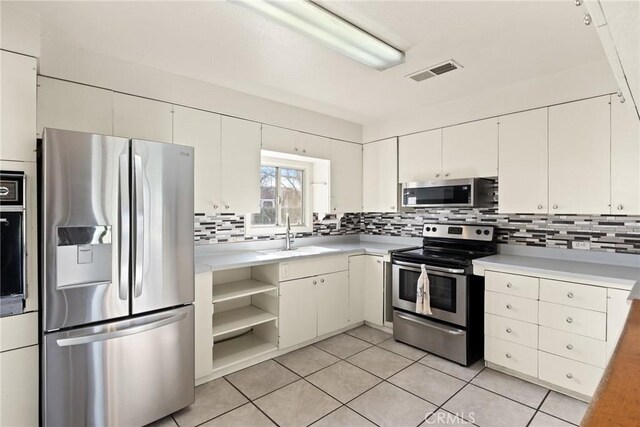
(407, 60, 462, 82)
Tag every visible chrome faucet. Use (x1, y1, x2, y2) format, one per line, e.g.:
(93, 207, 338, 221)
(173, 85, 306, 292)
(285, 213, 294, 250)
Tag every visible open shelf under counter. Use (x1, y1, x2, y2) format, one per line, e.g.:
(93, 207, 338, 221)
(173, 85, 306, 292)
(212, 278, 278, 304)
(212, 332, 277, 371)
(212, 305, 277, 338)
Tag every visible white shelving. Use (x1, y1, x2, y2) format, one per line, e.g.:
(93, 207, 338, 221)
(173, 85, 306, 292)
(212, 279, 277, 303)
(212, 306, 277, 338)
(212, 333, 277, 371)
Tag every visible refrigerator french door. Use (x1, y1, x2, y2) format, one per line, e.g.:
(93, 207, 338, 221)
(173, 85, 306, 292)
(41, 129, 195, 426)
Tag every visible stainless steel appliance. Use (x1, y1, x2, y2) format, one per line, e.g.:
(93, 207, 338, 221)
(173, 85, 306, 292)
(40, 128, 195, 427)
(0, 171, 27, 316)
(392, 223, 496, 366)
(400, 178, 493, 208)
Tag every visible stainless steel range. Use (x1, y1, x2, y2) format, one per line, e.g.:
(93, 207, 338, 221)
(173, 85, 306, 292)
(391, 223, 496, 366)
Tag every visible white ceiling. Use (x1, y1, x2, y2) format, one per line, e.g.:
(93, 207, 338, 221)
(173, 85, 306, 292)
(9, 1, 608, 125)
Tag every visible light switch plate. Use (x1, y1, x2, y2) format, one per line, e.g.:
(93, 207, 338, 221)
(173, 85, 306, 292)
(572, 241, 591, 250)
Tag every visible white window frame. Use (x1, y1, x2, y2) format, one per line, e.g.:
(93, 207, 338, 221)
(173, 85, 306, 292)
(245, 156, 313, 236)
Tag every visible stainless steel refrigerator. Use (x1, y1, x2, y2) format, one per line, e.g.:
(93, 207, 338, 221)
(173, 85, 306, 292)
(40, 128, 195, 426)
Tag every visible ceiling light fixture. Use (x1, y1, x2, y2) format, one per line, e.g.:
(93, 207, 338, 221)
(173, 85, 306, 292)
(230, 0, 405, 70)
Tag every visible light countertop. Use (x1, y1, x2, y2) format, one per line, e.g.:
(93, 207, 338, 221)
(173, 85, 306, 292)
(473, 254, 640, 291)
(195, 237, 419, 273)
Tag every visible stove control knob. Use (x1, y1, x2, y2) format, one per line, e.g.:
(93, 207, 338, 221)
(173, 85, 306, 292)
(483, 230, 490, 235)
(475, 229, 482, 235)
(425, 227, 431, 232)
(432, 227, 437, 232)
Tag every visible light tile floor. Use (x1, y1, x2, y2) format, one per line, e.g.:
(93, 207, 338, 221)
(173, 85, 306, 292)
(153, 326, 589, 427)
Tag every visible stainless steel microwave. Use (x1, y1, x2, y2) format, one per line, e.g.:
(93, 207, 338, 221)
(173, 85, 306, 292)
(400, 178, 493, 208)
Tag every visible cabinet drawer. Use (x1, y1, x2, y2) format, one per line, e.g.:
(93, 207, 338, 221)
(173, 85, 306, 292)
(280, 255, 348, 281)
(486, 271, 539, 299)
(485, 313, 538, 348)
(539, 301, 606, 340)
(539, 279, 607, 312)
(485, 291, 538, 323)
(539, 326, 606, 368)
(539, 351, 604, 397)
(0, 312, 38, 352)
(485, 335, 537, 378)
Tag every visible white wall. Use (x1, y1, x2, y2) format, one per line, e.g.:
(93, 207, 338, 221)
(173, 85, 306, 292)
(363, 60, 618, 142)
(38, 39, 362, 142)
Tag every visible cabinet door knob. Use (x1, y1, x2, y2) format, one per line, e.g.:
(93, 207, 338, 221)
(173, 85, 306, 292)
(302, 149, 306, 153)
(320, 278, 325, 283)
(552, 204, 558, 209)
(617, 205, 624, 210)
(435, 173, 440, 178)
(390, 206, 395, 210)
(225, 205, 230, 210)
(506, 283, 512, 288)
(537, 204, 543, 210)
(213, 204, 219, 209)
(566, 317, 573, 324)
(313, 280, 317, 285)
(505, 353, 512, 359)
(566, 373, 573, 379)
(294, 147, 299, 152)
(506, 304, 512, 310)
(444, 173, 450, 177)
(505, 327, 512, 334)
(567, 291, 574, 299)
(566, 344, 573, 350)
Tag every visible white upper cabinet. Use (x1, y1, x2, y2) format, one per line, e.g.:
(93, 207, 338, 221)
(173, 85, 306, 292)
(299, 133, 331, 159)
(442, 118, 498, 179)
(549, 96, 611, 214)
(363, 138, 398, 212)
(330, 140, 362, 213)
(173, 106, 222, 215)
(113, 93, 173, 143)
(611, 99, 640, 214)
(262, 125, 330, 159)
(498, 108, 549, 213)
(220, 116, 262, 214)
(1, 51, 36, 162)
(37, 77, 113, 138)
(398, 129, 442, 183)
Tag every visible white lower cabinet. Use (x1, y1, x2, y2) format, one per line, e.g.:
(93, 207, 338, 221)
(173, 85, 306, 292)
(348, 254, 384, 326)
(484, 269, 631, 399)
(279, 268, 349, 349)
(0, 345, 39, 427)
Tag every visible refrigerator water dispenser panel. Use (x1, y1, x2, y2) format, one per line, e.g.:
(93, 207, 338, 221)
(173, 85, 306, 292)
(56, 226, 112, 288)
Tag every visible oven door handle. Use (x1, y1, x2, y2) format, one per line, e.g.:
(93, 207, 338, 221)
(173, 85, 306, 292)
(393, 260, 465, 275)
(395, 312, 466, 336)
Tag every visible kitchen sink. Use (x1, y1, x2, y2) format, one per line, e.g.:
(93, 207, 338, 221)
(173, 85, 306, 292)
(254, 246, 339, 258)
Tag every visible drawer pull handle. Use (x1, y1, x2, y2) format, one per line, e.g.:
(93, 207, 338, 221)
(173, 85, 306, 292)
(505, 353, 512, 359)
(566, 373, 573, 379)
(506, 283, 512, 288)
(567, 292, 574, 299)
(566, 317, 573, 324)
(506, 304, 512, 310)
(505, 328, 512, 334)
(566, 344, 573, 350)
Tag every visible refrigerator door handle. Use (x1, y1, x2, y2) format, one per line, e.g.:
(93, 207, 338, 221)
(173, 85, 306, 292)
(55, 311, 187, 347)
(133, 153, 144, 298)
(118, 153, 130, 300)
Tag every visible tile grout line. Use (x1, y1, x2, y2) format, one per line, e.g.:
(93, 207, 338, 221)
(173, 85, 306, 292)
(525, 390, 551, 427)
(221, 377, 282, 427)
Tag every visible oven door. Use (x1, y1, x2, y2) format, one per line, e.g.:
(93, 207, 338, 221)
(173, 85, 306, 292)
(392, 260, 467, 326)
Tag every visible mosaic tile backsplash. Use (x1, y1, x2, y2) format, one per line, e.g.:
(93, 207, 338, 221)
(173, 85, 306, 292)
(195, 209, 640, 254)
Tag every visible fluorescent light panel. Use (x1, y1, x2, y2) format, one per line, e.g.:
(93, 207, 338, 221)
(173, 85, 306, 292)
(230, 0, 405, 70)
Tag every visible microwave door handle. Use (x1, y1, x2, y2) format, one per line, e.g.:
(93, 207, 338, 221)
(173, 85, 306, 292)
(395, 312, 465, 336)
(393, 260, 465, 275)
(118, 154, 130, 301)
(133, 154, 144, 298)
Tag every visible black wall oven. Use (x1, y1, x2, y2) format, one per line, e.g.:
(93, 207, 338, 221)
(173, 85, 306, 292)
(0, 171, 26, 316)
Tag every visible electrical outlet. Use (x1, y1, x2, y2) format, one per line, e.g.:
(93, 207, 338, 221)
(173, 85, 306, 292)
(572, 241, 591, 250)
